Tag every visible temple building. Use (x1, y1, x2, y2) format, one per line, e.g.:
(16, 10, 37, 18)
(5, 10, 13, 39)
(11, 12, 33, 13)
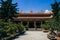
(14, 10, 53, 30)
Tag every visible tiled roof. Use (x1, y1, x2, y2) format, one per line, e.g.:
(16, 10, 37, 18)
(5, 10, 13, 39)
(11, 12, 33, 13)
(14, 11, 53, 21)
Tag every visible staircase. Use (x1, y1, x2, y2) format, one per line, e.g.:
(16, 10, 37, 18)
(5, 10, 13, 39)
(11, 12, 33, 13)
(27, 28, 42, 31)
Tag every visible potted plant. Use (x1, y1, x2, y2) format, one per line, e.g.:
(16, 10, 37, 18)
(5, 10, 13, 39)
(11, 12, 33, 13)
(42, 24, 50, 32)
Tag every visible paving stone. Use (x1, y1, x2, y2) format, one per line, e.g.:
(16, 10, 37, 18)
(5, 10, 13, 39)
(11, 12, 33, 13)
(15, 31, 50, 40)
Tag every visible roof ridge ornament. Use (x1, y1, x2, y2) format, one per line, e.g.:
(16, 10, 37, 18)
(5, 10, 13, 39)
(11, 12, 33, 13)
(38, 10, 44, 14)
(30, 10, 33, 14)
(20, 10, 24, 14)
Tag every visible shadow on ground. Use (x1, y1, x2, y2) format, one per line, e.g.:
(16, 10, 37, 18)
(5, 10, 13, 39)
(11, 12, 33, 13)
(10, 33, 27, 40)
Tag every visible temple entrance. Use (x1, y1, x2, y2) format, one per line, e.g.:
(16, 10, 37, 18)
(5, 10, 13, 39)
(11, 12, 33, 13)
(29, 21, 34, 28)
(28, 21, 35, 31)
(28, 21, 41, 31)
(36, 21, 41, 28)
(22, 21, 42, 31)
(22, 21, 27, 26)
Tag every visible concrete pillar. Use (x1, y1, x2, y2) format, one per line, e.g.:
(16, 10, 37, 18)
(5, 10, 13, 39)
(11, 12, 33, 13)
(34, 21, 36, 30)
(27, 21, 29, 27)
(27, 21, 29, 25)
(41, 21, 42, 28)
(21, 21, 22, 26)
(26, 21, 29, 30)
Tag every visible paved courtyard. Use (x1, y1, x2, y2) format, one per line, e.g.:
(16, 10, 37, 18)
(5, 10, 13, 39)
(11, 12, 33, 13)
(15, 31, 50, 40)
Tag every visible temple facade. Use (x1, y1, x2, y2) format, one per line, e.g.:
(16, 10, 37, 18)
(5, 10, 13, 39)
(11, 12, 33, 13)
(14, 11, 53, 30)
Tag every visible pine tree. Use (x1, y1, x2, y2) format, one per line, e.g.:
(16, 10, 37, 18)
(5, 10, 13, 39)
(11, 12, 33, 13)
(51, 0, 60, 32)
(0, 0, 18, 22)
(51, 0, 60, 21)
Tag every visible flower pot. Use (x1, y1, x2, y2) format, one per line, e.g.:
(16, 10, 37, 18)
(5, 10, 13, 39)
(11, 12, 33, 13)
(55, 37, 60, 40)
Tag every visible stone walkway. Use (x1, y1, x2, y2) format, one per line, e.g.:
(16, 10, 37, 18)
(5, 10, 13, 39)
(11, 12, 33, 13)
(15, 31, 50, 40)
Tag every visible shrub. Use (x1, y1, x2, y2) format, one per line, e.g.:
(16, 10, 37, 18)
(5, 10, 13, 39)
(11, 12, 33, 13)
(0, 21, 26, 39)
(0, 22, 18, 37)
(52, 22, 60, 32)
(17, 23, 25, 34)
(42, 24, 50, 30)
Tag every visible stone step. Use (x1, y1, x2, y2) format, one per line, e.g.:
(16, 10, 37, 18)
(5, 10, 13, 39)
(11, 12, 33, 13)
(28, 28, 42, 31)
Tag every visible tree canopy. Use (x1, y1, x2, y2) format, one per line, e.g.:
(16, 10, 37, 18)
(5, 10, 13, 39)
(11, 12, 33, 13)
(0, 0, 18, 22)
(51, 0, 60, 22)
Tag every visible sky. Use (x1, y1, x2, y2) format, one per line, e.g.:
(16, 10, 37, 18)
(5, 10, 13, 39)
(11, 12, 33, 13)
(13, 0, 60, 12)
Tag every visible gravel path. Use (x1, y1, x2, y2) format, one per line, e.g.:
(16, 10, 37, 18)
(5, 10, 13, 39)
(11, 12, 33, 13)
(15, 31, 50, 40)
